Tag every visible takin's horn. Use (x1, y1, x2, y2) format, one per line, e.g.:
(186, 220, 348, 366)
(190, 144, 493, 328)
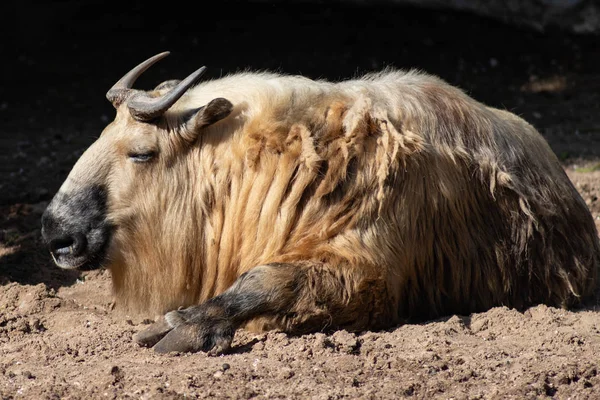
(106, 51, 171, 108)
(127, 65, 206, 122)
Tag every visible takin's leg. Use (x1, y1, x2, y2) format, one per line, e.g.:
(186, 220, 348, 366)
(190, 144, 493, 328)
(134, 261, 396, 354)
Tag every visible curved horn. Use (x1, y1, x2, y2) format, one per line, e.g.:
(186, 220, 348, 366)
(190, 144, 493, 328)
(106, 51, 170, 107)
(127, 66, 207, 122)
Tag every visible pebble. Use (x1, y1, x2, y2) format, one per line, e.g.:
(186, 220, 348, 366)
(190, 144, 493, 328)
(22, 371, 35, 379)
(278, 367, 295, 379)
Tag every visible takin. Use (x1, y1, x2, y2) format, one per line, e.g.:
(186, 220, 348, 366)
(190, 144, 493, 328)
(41, 52, 600, 354)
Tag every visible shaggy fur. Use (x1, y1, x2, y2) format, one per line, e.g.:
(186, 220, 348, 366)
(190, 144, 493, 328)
(55, 68, 600, 333)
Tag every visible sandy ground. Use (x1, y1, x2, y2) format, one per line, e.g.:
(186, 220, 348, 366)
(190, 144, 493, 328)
(2, 1, 600, 399)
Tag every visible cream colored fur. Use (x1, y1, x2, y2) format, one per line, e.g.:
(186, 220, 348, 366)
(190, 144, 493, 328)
(65, 69, 599, 321)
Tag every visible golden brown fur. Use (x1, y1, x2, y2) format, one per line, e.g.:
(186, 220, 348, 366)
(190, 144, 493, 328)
(66, 69, 599, 329)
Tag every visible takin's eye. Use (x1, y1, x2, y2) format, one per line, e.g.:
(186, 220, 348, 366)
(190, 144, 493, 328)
(127, 151, 157, 163)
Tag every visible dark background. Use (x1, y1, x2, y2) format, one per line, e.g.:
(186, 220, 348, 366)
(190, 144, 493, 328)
(3, 0, 599, 207)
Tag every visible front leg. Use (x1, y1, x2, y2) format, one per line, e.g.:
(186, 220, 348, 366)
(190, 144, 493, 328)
(134, 261, 395, 354)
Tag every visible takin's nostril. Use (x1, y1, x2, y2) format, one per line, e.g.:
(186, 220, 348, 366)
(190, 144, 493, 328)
(49, 234, 87, 257)
(49, 237, 75, 255)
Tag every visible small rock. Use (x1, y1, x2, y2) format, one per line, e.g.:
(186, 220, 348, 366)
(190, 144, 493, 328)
(278, 367, 295, 380)
(14, 319, 31, 333)
(331, 330, 361, 354)
(253, 341, 265, 351)
(110, 366, 124, 384)
(22, 371, 35, 379)
(29, 318, 44, 332)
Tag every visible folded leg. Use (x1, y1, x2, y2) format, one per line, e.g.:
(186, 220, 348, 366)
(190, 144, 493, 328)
(134, 261, 395, 354)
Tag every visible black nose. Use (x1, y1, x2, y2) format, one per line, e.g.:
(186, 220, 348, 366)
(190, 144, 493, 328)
(41, 210, 87, 257)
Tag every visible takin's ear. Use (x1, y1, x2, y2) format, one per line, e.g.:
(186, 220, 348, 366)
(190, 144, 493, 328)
(154, 80, 181, 91)
(182, 98, 234, 141)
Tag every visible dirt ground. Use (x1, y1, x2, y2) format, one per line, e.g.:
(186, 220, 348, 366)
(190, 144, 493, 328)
(2, 1, 600, 399)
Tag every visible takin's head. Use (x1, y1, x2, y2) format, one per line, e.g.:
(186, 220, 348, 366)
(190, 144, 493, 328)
(41, 52, 233, 271)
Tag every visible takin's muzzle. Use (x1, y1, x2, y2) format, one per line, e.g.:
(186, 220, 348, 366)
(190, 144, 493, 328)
(41, 185, 112, 270)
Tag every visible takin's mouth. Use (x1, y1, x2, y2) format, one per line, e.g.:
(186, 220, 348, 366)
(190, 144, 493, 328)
(52, 253, 87, 269)
(50, 244, 109, 271)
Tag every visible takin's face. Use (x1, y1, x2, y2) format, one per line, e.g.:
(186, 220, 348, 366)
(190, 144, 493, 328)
(41, 52, 232, 270)
(41, 112, 165, 270)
